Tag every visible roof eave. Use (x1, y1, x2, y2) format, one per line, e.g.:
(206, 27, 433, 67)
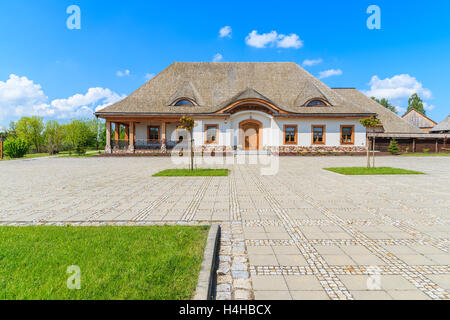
(274, 113, 375, 118)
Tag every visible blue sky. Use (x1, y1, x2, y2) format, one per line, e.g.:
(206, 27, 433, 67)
(1, 0, 449, 128)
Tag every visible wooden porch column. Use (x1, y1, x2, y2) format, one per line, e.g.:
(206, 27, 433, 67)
(128, 121, 135, 153)
(436, 139, 439, 153)
(114, 123, 120, 149)
(124, 125, 129, 143)
(105, 121, 112, 153)
(161, 121, 167, 152)
(412, 138, 416, 153)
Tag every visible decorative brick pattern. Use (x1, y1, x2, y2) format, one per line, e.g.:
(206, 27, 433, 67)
(0, 156, 449, 300)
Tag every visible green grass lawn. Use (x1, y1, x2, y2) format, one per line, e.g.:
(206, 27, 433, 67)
(0, 226, 209, 300)
(59, 151, 104, 158)
(324, 167, 424, 175)
(0, 153, 51, 161)
(0, 150, 103, 161)
(400, 153, 450, 156)
(153, 169, 229, 176)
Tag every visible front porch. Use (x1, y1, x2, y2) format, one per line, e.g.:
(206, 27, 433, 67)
(105, 120, 184, 153)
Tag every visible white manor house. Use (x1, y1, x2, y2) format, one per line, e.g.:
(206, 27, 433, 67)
(95, 62, 420, 154)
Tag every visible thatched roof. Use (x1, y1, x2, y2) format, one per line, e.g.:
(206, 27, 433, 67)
(430, 115, 450, 133)
(96, 62, 372, 116)
(95, 62, 422, 133)
(333, 88, 422, 134)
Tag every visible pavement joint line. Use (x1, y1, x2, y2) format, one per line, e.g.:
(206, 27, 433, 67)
(247, 166, 354, 300)
(274, 172, 450, 300)
(132, 194, 171, 221)
(182, 177, 213, 222)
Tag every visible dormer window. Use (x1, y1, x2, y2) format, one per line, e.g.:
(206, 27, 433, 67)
(174, 98, 195, 106)
(306, 99, 327, 107)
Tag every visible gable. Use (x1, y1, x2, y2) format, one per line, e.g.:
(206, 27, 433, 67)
(402, 109, 437, 128)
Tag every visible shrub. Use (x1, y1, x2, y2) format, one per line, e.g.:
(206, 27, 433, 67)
(423, 148, 430, 153)
(388, 138, 400, 154)
(4, 138, 29, 158)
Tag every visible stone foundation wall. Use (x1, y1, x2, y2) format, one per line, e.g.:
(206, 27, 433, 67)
(277, 146, 366, 153)
(110, 145, 366, 155)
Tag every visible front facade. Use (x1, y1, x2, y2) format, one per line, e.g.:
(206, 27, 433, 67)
(95, 62, 420, 154)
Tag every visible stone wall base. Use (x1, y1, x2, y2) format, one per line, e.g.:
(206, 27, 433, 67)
(278, 146, 366, 153)
(111, 145, 366, 155)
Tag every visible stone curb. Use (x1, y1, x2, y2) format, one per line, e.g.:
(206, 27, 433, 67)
(193, 224, 221, 300)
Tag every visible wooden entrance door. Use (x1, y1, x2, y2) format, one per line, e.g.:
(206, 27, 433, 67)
(242, 123, 259, 151)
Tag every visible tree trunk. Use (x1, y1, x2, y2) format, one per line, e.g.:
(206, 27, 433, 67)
(372, 137, 376, 168)
(366, 136, 371, 168)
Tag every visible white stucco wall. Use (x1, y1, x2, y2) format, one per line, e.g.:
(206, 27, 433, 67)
(274, 118, 366, 147)
(192, 119, 229, 146)
(134, 116, 366, 148)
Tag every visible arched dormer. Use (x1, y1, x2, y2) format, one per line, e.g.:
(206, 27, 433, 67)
(168, 81, 203, 106)
(215, 88, 289, 115)
(216, 98, 288, 115)
(295, 81, 332, 107)
(305, 98, 329, 107)
(172, 98, 196, 106)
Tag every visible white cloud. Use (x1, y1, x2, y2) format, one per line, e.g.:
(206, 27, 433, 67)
(51, 87, 126, 117)
(395, 106, 406, 114)
(364, 74, 432, 100)
(219, 26, 232, 38)
(212, 53, 223, 62)
(424, 102, 436, 111)
(0, 74, 125, 123)
(276, 33, 303, 49)
(318, 69, 343, 79)
(302, 58, 323, 67)
(116, 69, 130, 77)
(0, 74, 51, 120)
(245, 30, 303, 49)
(145, 73, 155, 80)
(245, 30, 278, 48)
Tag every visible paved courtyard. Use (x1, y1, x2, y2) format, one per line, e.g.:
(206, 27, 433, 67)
(1, 155, 449, 300)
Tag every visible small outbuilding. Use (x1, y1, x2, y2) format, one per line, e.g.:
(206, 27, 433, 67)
(402, 109, 437, 133)
(430, 115, 450, 134)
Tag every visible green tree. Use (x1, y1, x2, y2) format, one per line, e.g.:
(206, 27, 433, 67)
(388, 138, 400, 154)
(44, 120, 65, 155)
(178, 116, 196, 171)
(371, 97, 397, 114)
(407, 93, 426, 115)
(16, 116, 44, 153)
(360, 116, 382, 168)
(64, 120, 92, 154)
(7, 121, 18, 139)
(4, 138, 29, 158)
(88, 118, 106, 150)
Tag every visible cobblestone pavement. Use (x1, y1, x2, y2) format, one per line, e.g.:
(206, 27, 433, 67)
(1, 156, 449, 300)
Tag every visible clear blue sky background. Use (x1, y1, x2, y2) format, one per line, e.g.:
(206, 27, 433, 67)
(0, 0, 449, 127)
